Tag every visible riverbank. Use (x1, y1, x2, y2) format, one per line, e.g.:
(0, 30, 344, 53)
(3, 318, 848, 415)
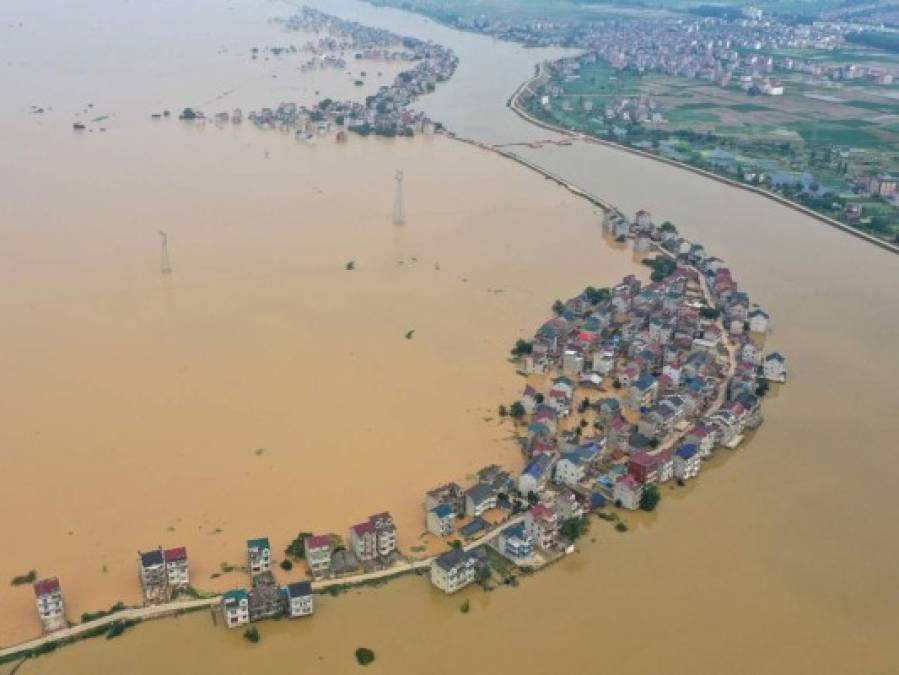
(507, 64, 899, 257)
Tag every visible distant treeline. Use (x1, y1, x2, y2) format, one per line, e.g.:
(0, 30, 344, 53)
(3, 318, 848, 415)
(846, 31, 899, 54)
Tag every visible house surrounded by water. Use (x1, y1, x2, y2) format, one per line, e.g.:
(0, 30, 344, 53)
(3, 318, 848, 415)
(34, 577, 67, 633)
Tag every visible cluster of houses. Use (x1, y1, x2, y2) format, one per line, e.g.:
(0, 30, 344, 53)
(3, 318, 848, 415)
(506, 208, 785, 516)
(183, 8, 456, 141)
(541, 94, 667, 125)
(275, 7, 456, 138)
(424, 459, 591, 594)
(220, 536, 314, 629)
(137, 546, 191, 603)
(221, 512, 398, 629)
(411, 205, 788, 596)
(28, 512, 399, 634)
(860, 173, 898, 199)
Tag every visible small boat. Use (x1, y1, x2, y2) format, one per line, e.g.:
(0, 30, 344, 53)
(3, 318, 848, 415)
(72, 122, 86, 131)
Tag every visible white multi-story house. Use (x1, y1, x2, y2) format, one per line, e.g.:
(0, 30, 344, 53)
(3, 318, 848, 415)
(34, 577, 66, 632)
(627, 373, 658, 410)
(748, 308, 769, 333)
(519, 453, 554, 497)
(164, 547, 190, 589)
(613, 475, 643, 510)
(285, 582, 314, 618)
(350, 521, 377, 561)
(464, 484, 497, 517)
(763, 352, 787, 382)
(430, 549, 481, 594)
(674, 444, 701, 480)
(138, 548, 168, 603)
(555, 443, 599, 487)
(427, 504, 455, 537)
(525, 504, 560, 551)
(304, 535, 333, 579)
(370, 512, 398, 558)
(247, 537, 272, 575)
(221, 589, 250, 628)
(496, 523, 534, 561)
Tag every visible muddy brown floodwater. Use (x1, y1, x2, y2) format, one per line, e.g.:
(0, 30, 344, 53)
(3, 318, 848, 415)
(2, 0, 898, 673)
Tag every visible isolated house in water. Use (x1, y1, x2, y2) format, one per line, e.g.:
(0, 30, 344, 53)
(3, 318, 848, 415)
(34, 577, 67, 633)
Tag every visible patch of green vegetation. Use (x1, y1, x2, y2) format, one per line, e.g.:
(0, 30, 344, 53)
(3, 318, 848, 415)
(843, 100, 898, 113)
(285, 532, 313, 559)
(510, 338, 533, 357)
(106, 619, 139, 640)
(666, 107, 721, 124)
(10, 570, 37, 586)
(642, 255, 678, 282)
(639, 484, 661, 511)
(355, 647, 376, 666)
(846, 31, 899, 55)
(615, 522, 628, 533)
(460, 599, 470, 613)
(678, 101, 716, 110)
(560, 516, 589, 541)
(243, 626, 260, 643)
(81, 602, 126, 624)
(790, 121, 881, 147)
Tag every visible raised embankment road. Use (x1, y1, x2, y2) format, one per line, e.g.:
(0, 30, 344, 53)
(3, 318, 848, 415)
(507, 63, 899, 257)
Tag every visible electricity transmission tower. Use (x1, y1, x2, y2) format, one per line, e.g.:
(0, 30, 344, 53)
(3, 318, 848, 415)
(393, 169, 405, 225)
(159, 230, 172, 274)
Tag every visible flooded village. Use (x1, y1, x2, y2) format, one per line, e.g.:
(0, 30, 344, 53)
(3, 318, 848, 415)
(5, 193, 786, 659)
(171, 8, 457, 141)
(5, 0, 899, 671)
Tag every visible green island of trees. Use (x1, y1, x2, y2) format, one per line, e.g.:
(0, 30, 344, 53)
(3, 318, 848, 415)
(355, 647, 376, 666)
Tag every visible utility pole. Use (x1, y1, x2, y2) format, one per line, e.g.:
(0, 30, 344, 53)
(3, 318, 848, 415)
(393, 169, 405, 225)
(159, 230, 172, 274)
